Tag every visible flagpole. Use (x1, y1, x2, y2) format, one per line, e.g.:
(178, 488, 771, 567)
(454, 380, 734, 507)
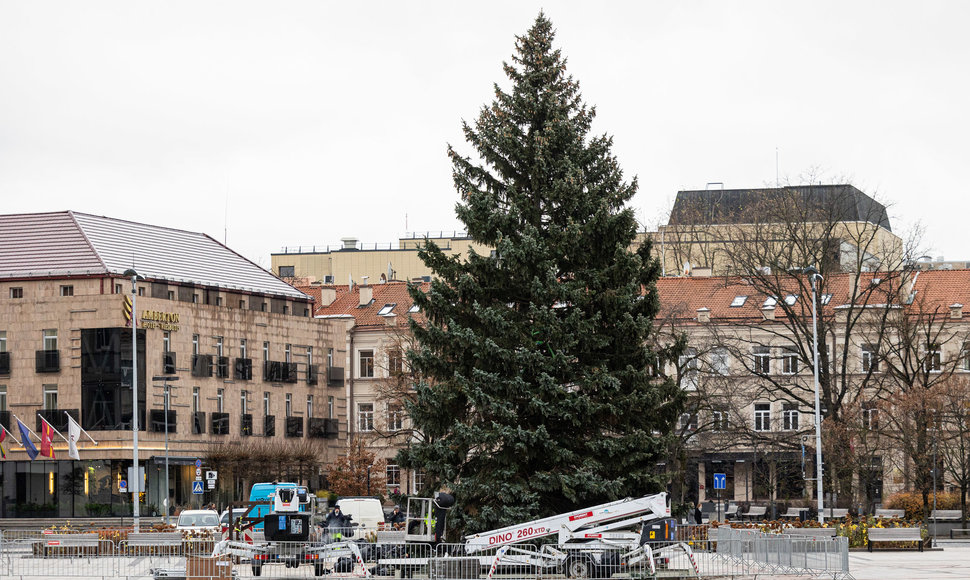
(37, 413, 69, 444)
(65, 411, 99, 445)
(0, 423, 22, 445)
(11, 413, 40, 440)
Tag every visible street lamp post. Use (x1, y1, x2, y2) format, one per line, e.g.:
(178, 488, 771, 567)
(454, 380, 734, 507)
(124, 269, 141, 533)
(153, 375, 179, 525)
(803, 266, 826, 524)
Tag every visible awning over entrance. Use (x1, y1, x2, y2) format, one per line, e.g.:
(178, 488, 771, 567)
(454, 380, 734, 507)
(148, 455, 202, 466)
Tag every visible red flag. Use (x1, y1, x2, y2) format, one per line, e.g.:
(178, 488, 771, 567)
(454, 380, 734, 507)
(40, 420, 55, 459)
(0, 427, 6, 459)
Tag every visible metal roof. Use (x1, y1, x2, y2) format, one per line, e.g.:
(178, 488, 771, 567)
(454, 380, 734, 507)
(0, 211, 309, 300)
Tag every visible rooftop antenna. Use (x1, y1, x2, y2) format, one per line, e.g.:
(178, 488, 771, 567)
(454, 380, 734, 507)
(775, 147, 780, 187)
(224, 176, 230, 245)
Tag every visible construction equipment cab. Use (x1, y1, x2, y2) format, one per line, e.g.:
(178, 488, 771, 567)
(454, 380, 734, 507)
(247, 482, 311, 530)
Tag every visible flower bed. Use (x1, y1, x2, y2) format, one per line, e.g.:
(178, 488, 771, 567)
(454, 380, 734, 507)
(709, 515, 928, 548)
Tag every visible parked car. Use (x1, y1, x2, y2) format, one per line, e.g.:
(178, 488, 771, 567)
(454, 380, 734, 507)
(220, 507, 252, 535)
(176, 509, 221, 535)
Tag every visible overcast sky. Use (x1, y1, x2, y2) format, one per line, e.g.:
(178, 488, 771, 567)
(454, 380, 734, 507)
(2, 2, 967, 268)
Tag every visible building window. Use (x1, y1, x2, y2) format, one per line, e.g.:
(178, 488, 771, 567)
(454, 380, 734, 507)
(162, 331, 171, 353)
(191, 294, 199, 303)
(279, 266, 295, 278)
(260, 302, 266, 312)
(386, 464, 401, 487)
(193, 387, 200, 413)
(710, 348, 730, 375)
(285, 344, 292, 363)
(60, 285, 74, 297)
(926, 344, 942, 372)
(216, 337, 224, 357)
(413, 470, 425, 492)
(43, 329, 58, 351)
(328, 396, 334, 418)
(963, 342, 970, 372)
(730, 295, 748, 307)
(712, 407, 728, 432)
(239, 299, 246, 309)
(192, 334, 199, 356)
(784, 294, 798, 306)
(241, 390, 248, 415)
(781, 347, 799, 375)
(753, 346, 771, 374)
(359, 350, 375, 378)
(307, 395, 314, 418)
(861, 344, 878, 373)
(217, 388, 224, 413)
(306, 346, 313, 367)
(43, 385, 57, 410)
(783, 403, 799, 430)
(115, 283, 123, 294)
(285, 394, 292, 417)
(138, 286, 145, 297)
(263, 341, 270, 362)
(388, 349, 404, 375)
(679, 411, 697, 432)
(388, 403, 405, 431)
(678, 349, 698, 390)
(0, 330, 6, 353)
(358, 403, 374, 432)
(863, 402, 878, 430)
(264, 392, 270, 415)
(10, 287, 23, 299)
(378, 303, 396, 316)
(327, 348, 334, 369)
(0, 385, 6, 412)
(754, 403, 771, 432)
(167, 290, 175, 300)
(240, 339, 247, 358)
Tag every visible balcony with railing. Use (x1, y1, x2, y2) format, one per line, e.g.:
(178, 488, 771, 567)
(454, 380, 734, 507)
(264, 361, 284, 382)
(215, 356, 230, 379)
(282, 362, 298, 384)
(0, 351, 11, 375)
(150, 409, 177, 433)
(192, 411, 206, 434)
(264, 415, 276, 437)
(241, 413, 253, 436)
(234, 358, 252, 380)
(285, 416, 304, 438)
(307, 364, 319, 386)
(35, 350, 60, 373)
(211, 412, 230, 435)
(191, 354, 213, 377)
(327, 366, 344, 387)
(162, 351, 176, 374)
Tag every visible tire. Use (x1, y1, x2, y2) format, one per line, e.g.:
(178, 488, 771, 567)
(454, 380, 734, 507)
(315, 563, 326, 576)
(565, 555, 594, 579)
(251, 564, 262, 576)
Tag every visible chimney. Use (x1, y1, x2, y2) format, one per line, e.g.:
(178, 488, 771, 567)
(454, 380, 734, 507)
(359, 282, 372, 307)
(696, 307, 711, 323)
(384, 312, 398, 326)
(692, 267, 713, 278)
(950, 303, 964, 319)
(761, 306, 776, 321)
(319, 287, 336, 307)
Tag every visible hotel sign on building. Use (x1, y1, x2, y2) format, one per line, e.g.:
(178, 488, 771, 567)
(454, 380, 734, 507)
(141, 310, 180, 331)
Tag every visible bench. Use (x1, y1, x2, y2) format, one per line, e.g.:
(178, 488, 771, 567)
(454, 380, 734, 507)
(950, 528, 970, 539)
(780, 507, 807, 519)
(930, 510, 963, 522)
(867, 527, 923, 552)
(787, 527, 837, 538)
(722, 504, 740, 520)
(123, 531, 184, 555)
(742, 506, 767, 521)
(875, 509, 905, 519)
(825, 508, 848, 519)
(33, 533, 102, 557)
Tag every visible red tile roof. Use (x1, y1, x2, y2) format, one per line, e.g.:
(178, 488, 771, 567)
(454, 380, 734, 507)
(310, 281, 429, 328)
(656, 270, 970, 324)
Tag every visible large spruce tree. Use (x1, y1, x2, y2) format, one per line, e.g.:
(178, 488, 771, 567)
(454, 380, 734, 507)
(398, 14, 684, 535)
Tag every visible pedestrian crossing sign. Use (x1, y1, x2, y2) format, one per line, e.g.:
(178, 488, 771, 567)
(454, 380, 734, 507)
(192, 480, 204, 494)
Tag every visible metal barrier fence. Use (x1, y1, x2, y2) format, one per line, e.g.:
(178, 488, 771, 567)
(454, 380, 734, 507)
(1, 527, 851, 579)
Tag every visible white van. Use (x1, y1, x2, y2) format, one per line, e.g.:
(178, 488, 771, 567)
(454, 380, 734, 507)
(334, 496, 385, 532)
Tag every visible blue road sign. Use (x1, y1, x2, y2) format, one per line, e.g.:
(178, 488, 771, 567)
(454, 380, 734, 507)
(713, 473, 727, 490)
(192, 481, 204, 494)
(119, 479, 128, 492)
(195, 458, 202, 468)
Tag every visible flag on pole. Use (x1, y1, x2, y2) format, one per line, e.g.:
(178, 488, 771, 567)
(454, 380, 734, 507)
(40, 419, 56, 459)
(0, 427, 6, 459)
(18, 419, 38, 460)
(67, 415, 81, 460)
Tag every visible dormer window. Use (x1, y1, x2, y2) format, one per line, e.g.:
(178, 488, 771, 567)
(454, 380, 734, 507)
(784, 294, 798, 306)
(378, 303, 397, 316)
(408, 304, 420, 313)
(820, 294, 833, 305)
(763, 296, 777, 308)
(730, 296, 748, 307)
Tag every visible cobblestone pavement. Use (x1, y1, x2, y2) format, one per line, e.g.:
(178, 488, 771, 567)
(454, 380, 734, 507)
(847, 542, 970, 579)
